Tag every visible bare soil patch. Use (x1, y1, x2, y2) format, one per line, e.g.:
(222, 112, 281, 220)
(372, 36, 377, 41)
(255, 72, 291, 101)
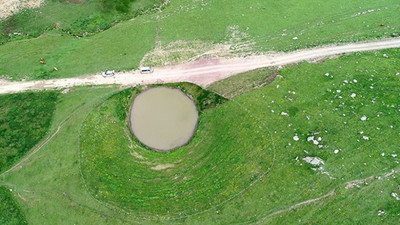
(0, 0, 44, 20)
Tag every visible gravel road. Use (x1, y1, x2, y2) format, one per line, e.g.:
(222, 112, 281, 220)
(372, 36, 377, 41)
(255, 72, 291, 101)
(1, 37, 400, 94)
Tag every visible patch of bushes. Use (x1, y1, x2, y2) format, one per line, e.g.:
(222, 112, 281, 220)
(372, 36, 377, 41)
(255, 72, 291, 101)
(0, 91, 58, 173)
(0, 186, 27, 225)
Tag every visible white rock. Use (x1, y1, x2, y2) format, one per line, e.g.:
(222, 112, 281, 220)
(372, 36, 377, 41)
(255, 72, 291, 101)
(391, 192, 400, 200)
(361, 115, 367, 121)
(293, 37, 298, 40)
(302, 156, 325, 166)
(334, 149, 339, 154)
(313, 140, 319, 145)
(325, 73, 330, 77)
(350, 93, 356, 98)
(293, 135, 299, 141)
(377, 210, 385, 216)
(61, 88, 70, 94)
(336, 90, 341, 93)
(317, 137, 322, 141)
(381, 153, 385, 157)
(307, 136, 314, 142)
(363, 136, 370, 140)
(392, 154, 397, 158)
(353, 79, 358, 83)
(281, 112, 288, 116)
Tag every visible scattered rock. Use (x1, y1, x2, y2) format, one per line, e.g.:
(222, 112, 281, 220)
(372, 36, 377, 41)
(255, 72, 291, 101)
(377, 210, 385, 216)
(391, 192, 400, 200)
(293, 135, 299, 141)
(281, 112, 288, 116)
(302, 156, 324, 166)
(61, 88, 70, 94)
(361, 115, 367, 121)
(334, 149, 339, 154)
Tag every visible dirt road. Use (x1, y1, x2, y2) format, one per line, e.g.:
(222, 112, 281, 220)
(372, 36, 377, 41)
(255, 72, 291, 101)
(1, 37, 400, 94)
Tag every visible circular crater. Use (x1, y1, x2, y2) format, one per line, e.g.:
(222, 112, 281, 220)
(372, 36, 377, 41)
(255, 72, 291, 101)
(129, 87, 199, 151)
(79, 85, 273, 217)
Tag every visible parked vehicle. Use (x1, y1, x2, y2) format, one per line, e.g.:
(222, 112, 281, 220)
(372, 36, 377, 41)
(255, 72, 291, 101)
(140, 67, 154, 74)
(102, 70, 115, 77)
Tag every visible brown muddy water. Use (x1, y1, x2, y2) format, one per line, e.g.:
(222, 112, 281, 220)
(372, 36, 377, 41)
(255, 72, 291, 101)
(129, 87, 199, 151)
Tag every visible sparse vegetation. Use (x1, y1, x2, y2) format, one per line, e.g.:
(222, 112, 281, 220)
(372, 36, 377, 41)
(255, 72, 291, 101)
(0, 91, 58, 173)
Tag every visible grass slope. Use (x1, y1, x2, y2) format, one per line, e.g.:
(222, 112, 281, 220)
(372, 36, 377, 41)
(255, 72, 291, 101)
(1, 0, 399, 80)
(0, 49, 399, 224)
(0, 0, 164, 44)
(0, 186, 27, 225)
(207, 67, 278, 98)
(0, 91, 58, 173)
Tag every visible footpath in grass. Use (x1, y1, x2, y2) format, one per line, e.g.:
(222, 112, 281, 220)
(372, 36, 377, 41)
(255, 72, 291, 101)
(0, 91, 58, 173)
(1, 0, 399, 80)
(0, 186, 27, 225)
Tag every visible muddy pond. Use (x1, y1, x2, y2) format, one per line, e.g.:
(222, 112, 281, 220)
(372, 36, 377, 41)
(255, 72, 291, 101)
(129, 87, 199, 151)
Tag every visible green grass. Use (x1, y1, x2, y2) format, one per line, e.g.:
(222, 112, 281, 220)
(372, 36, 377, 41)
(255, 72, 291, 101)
(1, 0, 400, 80)
(0, 49, 399, 224)
(262, 175, 400, 224)
(0, 186, 27, 225)
(207, 67, 278, 98)
(0, 0, 164, 44)
(80, 83, 260, 216)
(0, 91, 58, 173)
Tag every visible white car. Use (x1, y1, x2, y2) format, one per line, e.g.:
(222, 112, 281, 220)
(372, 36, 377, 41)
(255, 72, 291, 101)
(102, 70, 115, 77)
(140, 67, 154, 74)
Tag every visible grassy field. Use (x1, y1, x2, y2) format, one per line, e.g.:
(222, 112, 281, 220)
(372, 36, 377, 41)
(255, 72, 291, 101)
(207, 67, 278, 98)
(0, 91, 58, 173)
(0, 0, 399, 80)
(0, 48, 399, 224)
(0, 0, 164, 44)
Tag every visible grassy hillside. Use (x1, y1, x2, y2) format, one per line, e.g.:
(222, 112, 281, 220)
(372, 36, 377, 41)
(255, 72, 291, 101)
(0, 0, 399, 80)
(0, 0, 165, 44)
(207, 67, 278, 98)
(0, 91, 58, 173)
(0, 49, 398, 224)
(0, 186, 27, 225)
